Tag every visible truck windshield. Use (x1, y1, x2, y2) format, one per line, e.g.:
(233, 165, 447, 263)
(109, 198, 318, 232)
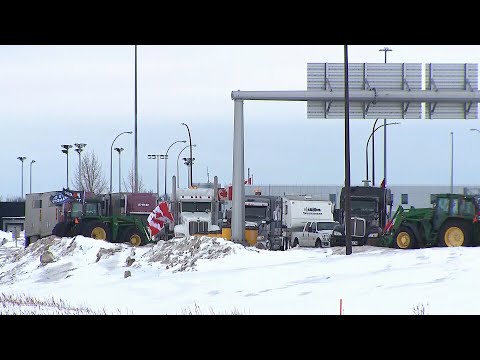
(245, 206, 267, 219)
(182, 202, 211, 213)
(351, 199, 377, 214)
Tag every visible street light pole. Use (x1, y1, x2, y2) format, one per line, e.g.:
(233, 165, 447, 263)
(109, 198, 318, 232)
(164, 140, 187, 200)
(344, 44, 352, 256)
(379, 46, 393, 187)
(177, 144, 196, 189)
(110, 131, 132, 193)
(134, 45, 138, 194)
(451, 132, 454, 194)
(371, 118, 379, 186)
(61, 145, 72, 189)
(114, 147, 124, 193)
(29, 160, 36, 194)
(17, 156, 26, 198)
(147, 154, 163, 198)
(365, 122, 401, 185)
(181, 123, 193, 187)
(74, 143, 86, 190)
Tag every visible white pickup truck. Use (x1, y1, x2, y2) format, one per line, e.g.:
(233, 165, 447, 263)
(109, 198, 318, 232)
(291, 221, 339, 248)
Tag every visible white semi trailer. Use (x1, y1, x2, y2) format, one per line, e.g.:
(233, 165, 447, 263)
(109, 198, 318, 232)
(282, 195, 335, 249)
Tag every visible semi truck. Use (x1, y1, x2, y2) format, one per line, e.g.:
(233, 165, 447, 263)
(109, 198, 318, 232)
(172, 177, 222, 239)
(25, 189, 88, 246)
(25, 189, 158, 247)
(377, 193, 480, 249)
(331, 185, 393, 246)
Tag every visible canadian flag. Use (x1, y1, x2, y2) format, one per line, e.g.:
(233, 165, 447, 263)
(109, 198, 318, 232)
(147, 201, 174, 237)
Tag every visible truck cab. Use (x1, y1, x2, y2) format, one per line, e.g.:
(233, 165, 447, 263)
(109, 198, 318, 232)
(244, 195, 284, 250)
(331, 185, 393, 246)
(173, 187, 221, 238)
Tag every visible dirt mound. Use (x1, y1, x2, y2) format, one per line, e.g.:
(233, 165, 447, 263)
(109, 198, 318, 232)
(144, 236, 251, 272)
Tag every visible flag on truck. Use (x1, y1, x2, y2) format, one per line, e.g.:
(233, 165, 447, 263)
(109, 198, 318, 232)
(147, 201, 174, 237)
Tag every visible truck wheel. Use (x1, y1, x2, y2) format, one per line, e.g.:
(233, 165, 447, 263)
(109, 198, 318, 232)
(315, 239, 321, 248)
(265, 239, 272, 250)
(439, 220, 471, 247)
(123, 227, 144, 246)
(394, 226, 416, 249)
(284, 238, 291, 250)
(81, 221, 111, 242)
(293, 238, 299, 248)
(52, 222, 69, 237)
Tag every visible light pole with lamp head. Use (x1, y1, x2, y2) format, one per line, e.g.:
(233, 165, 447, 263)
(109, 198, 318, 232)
(61, 145, 72, 189)
(164, 140, 187, 200)
(74, 143, 86, 190)
(379, 46, 393, 187)
(114, 147, 124, 193)
(370, 119, 379, 186)
(177, 144, 196, 189)
(29, 159, 36, 194)
(147, 154, 164, 199)
(181, 123, 193, 187)
(17, 156, 26, 198)
(110, 131, 132, 193)
(451, 132, 454, 194)
(365, 122, 401, 185)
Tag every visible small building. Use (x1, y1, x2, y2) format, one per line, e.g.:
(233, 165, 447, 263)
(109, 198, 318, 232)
(0, 201, 25, 233)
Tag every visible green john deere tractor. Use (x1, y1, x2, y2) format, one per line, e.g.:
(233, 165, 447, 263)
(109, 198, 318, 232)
(376, 193, 480, 249)
(51, 193, 154, 246)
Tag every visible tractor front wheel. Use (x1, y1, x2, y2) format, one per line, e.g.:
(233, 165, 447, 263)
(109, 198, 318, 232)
(122, 227, 145, 247)
(394, 226, 416, 249)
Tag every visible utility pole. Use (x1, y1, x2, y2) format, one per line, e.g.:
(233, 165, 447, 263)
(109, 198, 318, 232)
(134, 45, 138, 193)
(379, 46, 393, 187)
(451, 132, 454, 193)
(344, 45, 352, 256)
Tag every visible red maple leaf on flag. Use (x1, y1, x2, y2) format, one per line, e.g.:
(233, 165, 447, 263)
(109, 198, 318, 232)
(147, 201, 174, 237)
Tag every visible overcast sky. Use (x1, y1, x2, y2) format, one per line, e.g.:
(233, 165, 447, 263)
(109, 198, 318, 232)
(2, 45, 480, 199)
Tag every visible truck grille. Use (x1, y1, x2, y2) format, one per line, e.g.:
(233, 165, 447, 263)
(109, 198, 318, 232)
(350, 217, 366, 237)
(189, 221, 209, 234)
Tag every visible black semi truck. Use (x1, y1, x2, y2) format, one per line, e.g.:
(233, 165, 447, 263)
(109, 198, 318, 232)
(331, 185, 393, 246)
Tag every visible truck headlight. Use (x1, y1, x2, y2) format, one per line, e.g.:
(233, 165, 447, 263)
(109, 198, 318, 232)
(333, 231, 342, 236)
(368, 233, 379, 238)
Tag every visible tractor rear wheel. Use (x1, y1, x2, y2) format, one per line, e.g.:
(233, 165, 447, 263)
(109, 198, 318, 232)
(439, 220, 471, 247)
(394, 226, 416, 249)
(81, 221, 111, 242)
(52, 221, 72, 238)
(122, 227, 145, 246)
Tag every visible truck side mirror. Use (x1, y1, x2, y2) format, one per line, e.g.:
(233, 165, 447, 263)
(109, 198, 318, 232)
(333, 209, 341, 222)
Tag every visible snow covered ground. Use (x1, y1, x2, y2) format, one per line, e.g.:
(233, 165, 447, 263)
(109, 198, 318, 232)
(1, 229, 479, 315)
